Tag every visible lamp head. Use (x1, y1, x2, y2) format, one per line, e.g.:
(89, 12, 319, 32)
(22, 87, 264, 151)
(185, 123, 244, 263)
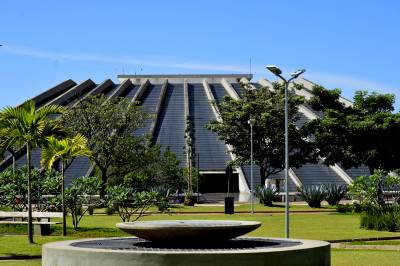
(248, 118, 256, 126)
(291, 69, 306, 79)
(266, 65, 282, 76)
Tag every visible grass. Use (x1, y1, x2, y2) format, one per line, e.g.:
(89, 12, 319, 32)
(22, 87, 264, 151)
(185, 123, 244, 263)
(72, 212, 400, 241)
(331, 249, 400, 266)
(2, 211, 400, 257)
(1, 250, 400, 266)
(0, 260, 41, 266)
(1, 204, 400, 265)
(350, 240, 400, 246)
(93, 203, 336, 214)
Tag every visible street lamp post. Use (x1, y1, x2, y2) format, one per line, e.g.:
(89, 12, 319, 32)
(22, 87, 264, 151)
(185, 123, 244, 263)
(266, 65, 305, 238)
(248, 118, 255, 214)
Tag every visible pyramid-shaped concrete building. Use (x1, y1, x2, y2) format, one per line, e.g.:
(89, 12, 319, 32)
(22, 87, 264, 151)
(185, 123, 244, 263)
(0, 74, 369, 200)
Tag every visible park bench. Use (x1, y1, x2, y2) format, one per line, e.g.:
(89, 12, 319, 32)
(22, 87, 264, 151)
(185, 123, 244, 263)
(0, 211, 62, 235)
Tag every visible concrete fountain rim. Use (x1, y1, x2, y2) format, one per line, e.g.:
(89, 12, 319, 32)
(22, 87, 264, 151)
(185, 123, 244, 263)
(115, 220, 262, 242)
(116, 220, 262, 229)
(43, 236, 330, 255)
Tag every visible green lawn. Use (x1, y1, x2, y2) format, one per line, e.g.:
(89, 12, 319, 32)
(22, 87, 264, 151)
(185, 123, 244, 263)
(331, 249, 400, 266)
(1, 207, 400, 265)
(0, 260, 41, 266)
(350, 240, 400, 246)
(137, 203, 337, 213)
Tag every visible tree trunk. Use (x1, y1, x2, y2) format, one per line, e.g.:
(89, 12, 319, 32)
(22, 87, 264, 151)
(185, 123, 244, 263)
(12, 154, 15, 175)
(369, 166, 385, 206)
(27, 143, 33, 244)
(260, 166, 266, 188)
(188, 158, 192, 193)
(61, 161, 67, 236)
(100, 168, 107, 199)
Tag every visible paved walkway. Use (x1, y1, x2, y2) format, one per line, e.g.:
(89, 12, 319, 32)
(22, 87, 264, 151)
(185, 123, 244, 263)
(331, 242, 400, 251)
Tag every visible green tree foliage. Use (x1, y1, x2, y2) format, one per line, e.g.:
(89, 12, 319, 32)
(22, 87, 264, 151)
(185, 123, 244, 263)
(207, 83, 316, 185)
(120, 145, 184, 191)
(306, 86, 400, 205)
(41, 134, 92, 170)
(60, 95, 149, 197)
(307, 86, 400, 174)
(0, 100, 65, 243)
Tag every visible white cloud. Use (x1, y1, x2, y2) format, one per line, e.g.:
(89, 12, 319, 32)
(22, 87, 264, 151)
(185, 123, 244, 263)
(0, 44, 246, 72)
(308, 72, 398, 93)
(2, 44, 398, 103)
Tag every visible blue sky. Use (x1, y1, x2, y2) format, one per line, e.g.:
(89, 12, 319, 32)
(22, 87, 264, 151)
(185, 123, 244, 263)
(1, 0, 399, 110)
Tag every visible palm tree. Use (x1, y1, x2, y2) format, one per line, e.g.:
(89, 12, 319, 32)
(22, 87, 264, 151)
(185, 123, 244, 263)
(41, 134, 92, 236)
(0, 100, 65, 243)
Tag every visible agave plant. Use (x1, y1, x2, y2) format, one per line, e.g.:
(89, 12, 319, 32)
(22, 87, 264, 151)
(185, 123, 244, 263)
(298, 185, 326, 208)
(324, 184, 347, 206)
(255, 185, 278, 206)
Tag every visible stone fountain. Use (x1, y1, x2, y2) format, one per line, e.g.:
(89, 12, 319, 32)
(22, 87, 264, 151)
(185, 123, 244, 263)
(43, 220, 330, 266)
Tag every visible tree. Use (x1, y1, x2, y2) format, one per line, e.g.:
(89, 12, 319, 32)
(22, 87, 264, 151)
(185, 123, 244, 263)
(306, 86, 400, 205)
(0, 100, 65, 243)
(307, 86, 400, 172)
(122, 145, 184, 190)
(184, 116, 196, 194)
(207, 83, 316, 186)
(60, 95, 148, 197)
(41, 134, 92, 236)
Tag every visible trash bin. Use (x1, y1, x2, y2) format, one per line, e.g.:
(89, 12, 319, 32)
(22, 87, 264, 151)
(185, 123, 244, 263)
(224, 197, 234, 214)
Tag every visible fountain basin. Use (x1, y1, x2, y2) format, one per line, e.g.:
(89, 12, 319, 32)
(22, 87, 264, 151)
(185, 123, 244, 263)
(42, 237, 330, 266)
(116, 220, 261, 242)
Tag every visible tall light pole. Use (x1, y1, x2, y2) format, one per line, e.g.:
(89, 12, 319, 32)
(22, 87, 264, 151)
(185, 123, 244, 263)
(266, 65, 305, 238)
(248, 118, 255, 214)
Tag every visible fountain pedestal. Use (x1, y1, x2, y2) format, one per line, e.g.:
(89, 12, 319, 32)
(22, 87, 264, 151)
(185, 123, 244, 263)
(42, 220, 330, 266)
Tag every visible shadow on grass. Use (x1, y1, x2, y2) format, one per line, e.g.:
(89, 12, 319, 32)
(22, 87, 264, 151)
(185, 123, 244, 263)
(65, 227, 126, 238)
(0, 253, 41, 259)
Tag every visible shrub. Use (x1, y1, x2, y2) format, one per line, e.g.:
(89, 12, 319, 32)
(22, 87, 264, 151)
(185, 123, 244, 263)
(360, 205, 400, 232)
(349, 170, 400, 207)
(106, 185, 167, 222)
(0, 167, 62, 211)
(325, 184, 347, 206)
(150, 186, 171, 212)
(65, 176, 102, 230)
(352, 201, 363, 213)
(105, 207, 115, 215)
(336, 204, 352, 213)
(255, 185, 278, 206)
(298, 185, 326, 208)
